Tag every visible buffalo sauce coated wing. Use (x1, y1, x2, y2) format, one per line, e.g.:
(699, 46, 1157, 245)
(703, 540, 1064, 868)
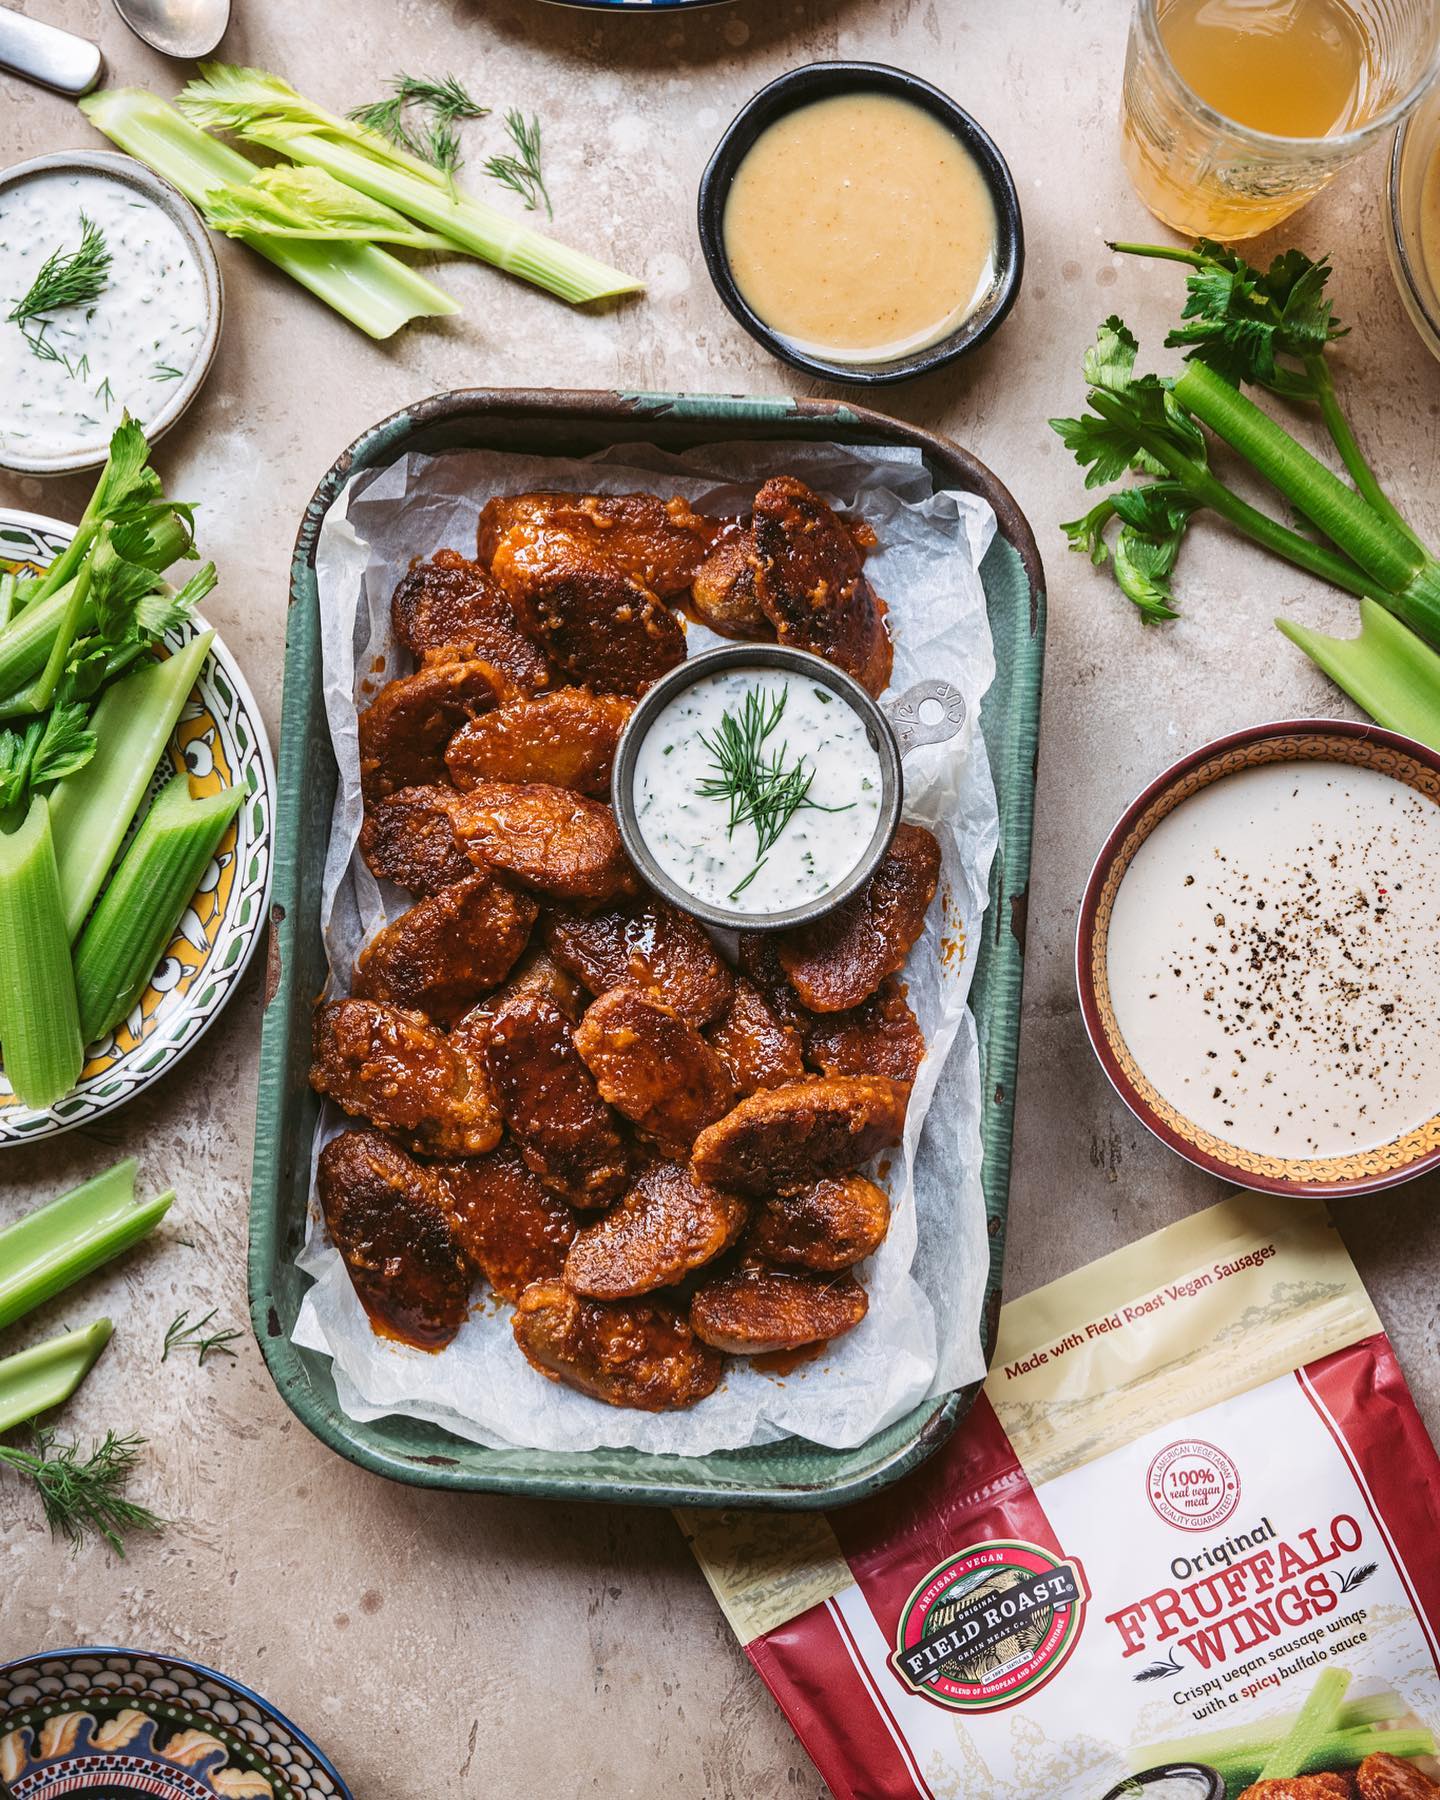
(707, 976, 807, 1094)
(511, 1279, 723, 1410)
(317, 1129, 472, 1350)
(573, 984, 738, 1156)
(358, 785, 474, 896)
(690, 1266, 868, 1355)
(690, 1076, 909, 1196)
(482, 992, 629, 1208)
(778, 823, 942, 1012)
(747, 1175, 891, 1270)
(390, 549, 554, 695)
(357, 658, 511, 802)
(1357, 1757, 1440, 1799)
(736, 931, 819, 1036)
(805, 978, 926, 1083)
(478, 491, 719, 599)
(1238, 1780, 1356, 1800)
(564, 1162, 748, 1299)
(689, 527, 768, 639)
(752, 475, 892, 696)
(352, 872, 538, 1026)
(437, 782, 637, 902)
(544, 896, 734, 1025)
(436, 1142, 577, 1302)
(311, 999, 502, 1157)
(446, 689, 633, 798)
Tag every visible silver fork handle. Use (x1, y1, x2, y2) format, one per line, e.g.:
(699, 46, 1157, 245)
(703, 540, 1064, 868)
(0, 5, 103, 95)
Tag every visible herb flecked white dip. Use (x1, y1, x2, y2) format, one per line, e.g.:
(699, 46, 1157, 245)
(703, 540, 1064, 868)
(0, 170, 207, 464)
(633, 668, 883, 913)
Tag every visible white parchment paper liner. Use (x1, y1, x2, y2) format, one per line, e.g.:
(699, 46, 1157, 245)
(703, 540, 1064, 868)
(292, 439, 999, 1455)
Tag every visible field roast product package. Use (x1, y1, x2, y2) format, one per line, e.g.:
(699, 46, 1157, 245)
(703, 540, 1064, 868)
(683, 1193, 1440, 1799)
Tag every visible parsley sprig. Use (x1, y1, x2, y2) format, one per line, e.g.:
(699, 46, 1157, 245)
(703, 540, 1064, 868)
(7, 214, 111, 363)
(696, 684, 852, 900)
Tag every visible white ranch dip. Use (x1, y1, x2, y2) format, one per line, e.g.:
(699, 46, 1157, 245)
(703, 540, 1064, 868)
(1107, 760, 1440, 1159)
(633, 667, 883, 913)
(0, 169, 207, 464)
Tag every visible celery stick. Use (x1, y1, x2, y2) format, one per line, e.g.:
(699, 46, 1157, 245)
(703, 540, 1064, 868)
(48, 628, 214, 940)
(0, 578, 90, 698)
(1133, 1693, 1402, 1771)
(0, 1159, 172, 1331)
(246, 124, 642, 304)
(74, 778, 243, 1043)
(1258, 1667, 1351, 1779)
(80, 89, 459, 338)
(0, 573, 17, 632)
(0, 1321, 112, 1435)
(0, 563, 91, 719)
(1212, 1724, 1436, 1794)
(1280, 600, 1440, 753)
(0, 797, 82, 1108)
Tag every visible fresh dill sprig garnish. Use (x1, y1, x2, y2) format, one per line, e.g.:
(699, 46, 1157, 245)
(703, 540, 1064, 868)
(95, 374, 114, 408)
(151, 363, 184, 381)
(695, 684, 853, 900)
(484, 110, 551, 218)
(162, 1307, 244, 1365)
(7, 215, 111, 362)
(348, 73, 489, 175)
(0, 1426, 164, 1557)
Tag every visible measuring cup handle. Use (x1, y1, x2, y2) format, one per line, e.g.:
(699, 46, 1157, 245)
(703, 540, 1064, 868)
(883, 679, 966, 757)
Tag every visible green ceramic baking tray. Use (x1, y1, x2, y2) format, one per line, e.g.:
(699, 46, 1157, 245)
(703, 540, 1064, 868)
(250, 388, 1046, 1509)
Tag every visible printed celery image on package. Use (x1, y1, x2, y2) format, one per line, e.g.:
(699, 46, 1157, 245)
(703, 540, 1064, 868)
(682, 1194, 1440, 1799)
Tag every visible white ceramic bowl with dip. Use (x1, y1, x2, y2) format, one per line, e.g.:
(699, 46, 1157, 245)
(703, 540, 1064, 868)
(0, 149, 222, 476)
(1078, 719, 1440, 1198)
(613, 643, 965, 931)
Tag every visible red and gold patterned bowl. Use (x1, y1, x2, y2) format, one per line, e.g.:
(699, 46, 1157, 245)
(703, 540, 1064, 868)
(1077, 719, 1440, 1198)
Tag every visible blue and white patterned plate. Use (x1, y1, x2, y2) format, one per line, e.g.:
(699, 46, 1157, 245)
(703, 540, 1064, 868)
(0, 508, 274, 1146)
(0, 1649, 352, 1799)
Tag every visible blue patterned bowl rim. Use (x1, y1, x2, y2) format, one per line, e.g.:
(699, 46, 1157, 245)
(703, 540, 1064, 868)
(0, 1646, 354, 1799)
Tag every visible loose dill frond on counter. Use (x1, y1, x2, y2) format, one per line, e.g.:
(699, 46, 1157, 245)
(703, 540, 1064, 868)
(0, 1425, 164, 1556)
(484, 110, 551, 218)
(349, 72, 489, 176)
(161, 1306, 243, 1365)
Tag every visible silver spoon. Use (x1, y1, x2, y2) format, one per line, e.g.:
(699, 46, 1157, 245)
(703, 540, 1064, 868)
(112, 0, 229, 59)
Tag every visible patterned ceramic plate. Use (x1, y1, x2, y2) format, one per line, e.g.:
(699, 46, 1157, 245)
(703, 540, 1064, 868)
(0, 1648, 352, 1798)
(0, 508, 274, 1145)
(1077, 718, 1440, 1198)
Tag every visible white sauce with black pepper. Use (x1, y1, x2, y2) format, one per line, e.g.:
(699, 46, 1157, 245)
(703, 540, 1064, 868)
(0, 170, 207, 463)
(1107, 761, 1440, 1158)
(633, 667, 883, 913)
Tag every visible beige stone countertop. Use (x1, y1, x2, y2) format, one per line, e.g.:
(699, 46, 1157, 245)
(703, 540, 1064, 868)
(3, 2, 1440, 1794)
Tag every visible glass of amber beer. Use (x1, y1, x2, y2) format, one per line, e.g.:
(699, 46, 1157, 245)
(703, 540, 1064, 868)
(1121, 0, 1440, 240)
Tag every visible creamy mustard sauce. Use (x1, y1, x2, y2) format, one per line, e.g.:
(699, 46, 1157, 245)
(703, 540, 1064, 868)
(0, 169, 206, 463)
(722, 91, 999, 364)
(1106, 761, 1440, 1159)
(633, 668, 883, 913)
(1419, 143, 1440, 310)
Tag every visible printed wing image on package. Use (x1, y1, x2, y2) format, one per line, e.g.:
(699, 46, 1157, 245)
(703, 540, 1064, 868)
(683, 1192, 1440, 1800)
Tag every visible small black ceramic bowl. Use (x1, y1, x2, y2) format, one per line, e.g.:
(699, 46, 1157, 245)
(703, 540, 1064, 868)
(697, 61, 1024, 386)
